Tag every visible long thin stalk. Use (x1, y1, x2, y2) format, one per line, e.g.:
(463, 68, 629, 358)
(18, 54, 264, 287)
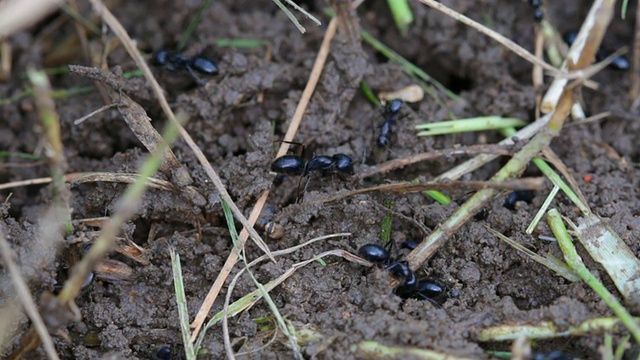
(405, 92, 574, 270)
(546, 209, 640, 343)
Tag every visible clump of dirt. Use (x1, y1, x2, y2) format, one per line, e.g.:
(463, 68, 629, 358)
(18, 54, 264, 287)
(1, 0, 639, 359)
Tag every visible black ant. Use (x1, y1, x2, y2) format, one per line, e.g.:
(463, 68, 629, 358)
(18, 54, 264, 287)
(152, 50, 218, 83)
(270, 142, 354, 201)
(358, 242, 447, 306)
(396, 278, 446, 304)
(529, 0, 544, 22)
(152, 346, 172, 360)
(376, 99, 403, 148)
(504, 190, 535, 211)
(270, 140, 355, 177)
(563, 32, 630, 71)
(532, 351, 573, 360)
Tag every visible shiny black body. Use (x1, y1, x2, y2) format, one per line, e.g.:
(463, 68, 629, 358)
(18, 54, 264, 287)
(563, 31, 630, 71)
(395, 278, 446, 306)
(400, 239, 419, 250)
(377, 99, 403, 147)
(271, 153, 354, 177)
(358, 243, 447, 304)
(596, 49, 631, 70)
(413, 279, 445, 300)
(386, 99, 403, 114)
(271, 154, 306, 175)
(504, 190, 535, 210)
(533, 8, 544, 22)
(562, 31, 578, 45)
(529, 0, 544, 22)
(386, 261, 411, 280)
(152, 50, 171, 66)
(474, 208, 488, 221)
(532, 351, 573, 360)
(305, 155, 335, 175)
(153, 346, 172, 360)
(358, 243, 413, 284)
(152, 49, 218, 78)
(190, 56, 219, 74)
(358, 244, 391, 263)
(332, 154, 355, 175)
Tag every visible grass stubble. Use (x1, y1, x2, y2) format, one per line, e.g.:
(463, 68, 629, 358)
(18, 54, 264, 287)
(1, 0, 639, 358)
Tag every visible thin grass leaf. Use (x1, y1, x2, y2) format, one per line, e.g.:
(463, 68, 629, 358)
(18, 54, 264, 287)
(177, 0, 212, 51)
(272, 0, 307, 33)
(221, 200, 240, 247)
(387, 0, 413, 35)
(380, 203, 393, 243)
(571, 214, 640, 310)
(621, 0, 629, 19)
(478, 317, 639, 342)
(526, 185, 559, 234)
(416, 117, 526, 136)
(357, 340, 474, 360)
(359, 81, 380, 106)
(486, 226, 579, 282)
(614, 335, 631, 360)
(215, 38, 269, 48)
(360, 30, 462, 104)
(168, 247, 196, 360)
(424, 190, 451, 205)
(0, 151, 43, 160)
(500, 127, 591, 215)
(546, 209, 640, 343)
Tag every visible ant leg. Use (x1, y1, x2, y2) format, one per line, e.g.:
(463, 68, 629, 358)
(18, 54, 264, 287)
(384, 261, 411, 281)
(294, 175, 312, 204)
(272, 175, 286, 186)
(273, 140, 306, 157)
(275, 140, 305, 147)
(186, 66, 207, 85)
(383, 235, 395, 254)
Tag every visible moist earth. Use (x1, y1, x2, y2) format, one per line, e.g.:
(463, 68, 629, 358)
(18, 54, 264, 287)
(1, 0, 639, 359)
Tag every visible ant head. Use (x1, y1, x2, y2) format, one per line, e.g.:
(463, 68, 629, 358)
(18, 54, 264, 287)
(385, 99, 403, 115)
(332, 154, 354, 175)
(152, 50, 170, 66)
(385, 261, 411, 281)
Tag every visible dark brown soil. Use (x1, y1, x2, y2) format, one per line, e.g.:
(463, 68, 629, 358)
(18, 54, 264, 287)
(1, 0, 639, 359)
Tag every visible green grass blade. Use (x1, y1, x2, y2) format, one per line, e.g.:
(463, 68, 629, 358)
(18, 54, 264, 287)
(360, 81, 380, 106)
(487, 226, 579, 282)
(546, 209, 640, 343)
(416, 116, 526, 135)
(169, 247, 196, 360)
(500, 127, 590, 215)
(526, 185, 559, 234)
(215, 38, 269, 48)
(387, 0, 413, 35)
(424, 190, 451, 205)
(380, 203, 393, 243)
(177, 0, 213, 51)
(360, 30, 462, 103)
(221, 200, 240, 247)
